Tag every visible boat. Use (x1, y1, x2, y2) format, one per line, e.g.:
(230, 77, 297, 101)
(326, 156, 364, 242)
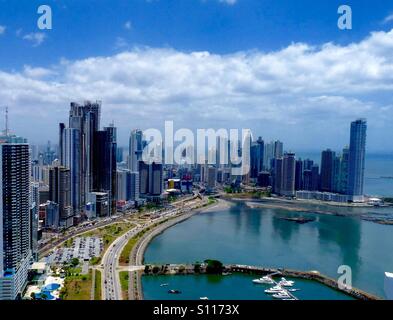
(278, 278, 295, 287)
(200, 297, 209, 300)
(252, 276, 274, 284)
(264, 286, 285, 294)
(288, 288, 300, 292)
(272, 292, 291, 299)
(222, 272, 232, 276)
(160, 283, 169, 287)
(168, 290, 182, 294)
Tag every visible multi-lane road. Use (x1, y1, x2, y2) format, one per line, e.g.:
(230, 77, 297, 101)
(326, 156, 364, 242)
(100, 195, 208, 300)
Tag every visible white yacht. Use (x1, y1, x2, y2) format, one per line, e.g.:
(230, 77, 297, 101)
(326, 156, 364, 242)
(264, 286, 285, 294)
(272, 292, 291, 299)
(252, 276, 274, 284)
(200, 297, 209, 300)
(278, 278, 295, 287)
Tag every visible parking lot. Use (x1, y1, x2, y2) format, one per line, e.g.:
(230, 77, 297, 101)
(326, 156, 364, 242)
(47, 237, 103, 265)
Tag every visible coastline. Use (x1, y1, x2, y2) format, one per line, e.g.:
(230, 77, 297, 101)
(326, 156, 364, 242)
(128, 198, 230, 300)
(226, 196, 393, 225)
(129, 196, 390, 300)
(142, 264, 381, 300)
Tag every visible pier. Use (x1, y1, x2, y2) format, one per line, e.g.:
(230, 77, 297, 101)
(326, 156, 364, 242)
(228, 265, 381, 300)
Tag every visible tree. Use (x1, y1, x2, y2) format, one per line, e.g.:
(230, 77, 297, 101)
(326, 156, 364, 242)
(70, 258, 79, 267)
(144, 265, 151, 274)
(204, 259, 224, 274)
(194, 262, 201, 273)
(152, 266, 160, 274)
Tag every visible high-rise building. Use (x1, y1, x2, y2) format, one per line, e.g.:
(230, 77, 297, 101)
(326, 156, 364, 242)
(30, 182, 39, 261)
(207, 166, 217, 190)
(281, 153, 296, 197)
(250, 137, 264, 178)
(257, 171, 270, 188)
(49, 166, 73, 228)
(274, 140, 283, 158)
(0, 143, 31, 300)
(128, 129, 143, 172)
(43, 201, 60, 229)
(92, 127, 117, 215)
(263, 142, 274, 170)
(338, 146, 349, 194)
(149, 162, 163, 196)
(295, 159, 303, 191)
(117, 169, 140, 202)
(272, 158, 283, 195)
(61, 127, 81, 216)
(320, 149, 336, 192)
(303, 159, 314, 171)
(139, 161, 163, 200)
(68, 101, 101, 210)
(347, 119, 367, 201)
(303, 169, 313, 191)
(311, 165, 320, 191)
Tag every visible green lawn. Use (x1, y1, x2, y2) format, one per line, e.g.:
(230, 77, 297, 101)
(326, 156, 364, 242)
(60, 270, 93, 300)
(94, 269, 102, 300)
(119, 271, 129, 300)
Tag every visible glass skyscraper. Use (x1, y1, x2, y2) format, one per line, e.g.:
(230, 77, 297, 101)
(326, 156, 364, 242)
(0, 142, 31, 300)
(347, 119, 367, 201)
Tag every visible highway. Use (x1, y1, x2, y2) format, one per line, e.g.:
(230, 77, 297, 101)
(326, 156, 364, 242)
(100, 195, 201, 300)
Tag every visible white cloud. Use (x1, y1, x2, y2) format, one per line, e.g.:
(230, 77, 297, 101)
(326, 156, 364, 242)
(115, 37, 128, 49)
(23, 65, 55, 78)
(0, 25, 6, 35)
(1, 29, 393, 151)
(219, 0, 237, 5)
(383, 13, 393, 24)
(22, 32, 46, 46)
(124, 21, 132, 30)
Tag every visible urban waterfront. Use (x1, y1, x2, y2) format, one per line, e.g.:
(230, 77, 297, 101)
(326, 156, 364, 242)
(142, 274, 354, 300)
(298, 152, 393, 197)
(144, 200, 393, 299)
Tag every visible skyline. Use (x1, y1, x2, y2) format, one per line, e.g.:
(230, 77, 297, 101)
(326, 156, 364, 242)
(1, 1, 393, 151)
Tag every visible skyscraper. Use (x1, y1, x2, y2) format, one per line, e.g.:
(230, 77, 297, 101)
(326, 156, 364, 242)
(311, 165, 320, 191)
(128, 129, 143, 172)
(338, 146, 349, 194)
(347, 119, 367, 201)
(295, 159, 303, 191)
(320, 149, 336, 192)
(138, 161, 163, 201)
(49, 166, 73, 228)
(272, 158, 283, 195)
(281, 153, 296, 197)
(0, 143, 31, 300)
(61, 127, 81, 217)
(92, 127, 117, 215)
(250, 137, 264, 178)
(68, 101, 101, 209)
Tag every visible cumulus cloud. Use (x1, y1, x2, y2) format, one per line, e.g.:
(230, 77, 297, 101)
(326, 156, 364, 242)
(22, 32, 46, 46)
(1, 29, 393, 151)
(0, 25, 6, 35)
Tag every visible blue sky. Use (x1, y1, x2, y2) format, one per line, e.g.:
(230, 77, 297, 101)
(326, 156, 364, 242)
(0, 0, 393, 151)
